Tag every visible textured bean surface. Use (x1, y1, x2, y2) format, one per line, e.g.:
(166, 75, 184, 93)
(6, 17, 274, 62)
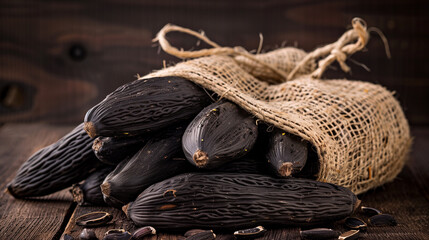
(73, 166, 115, 206)
(182, 101, 258, 169)
(7, 123, 101, 198)
(84, 76, 212, 137)
(265, 128, 308, 177)
(102, 125, 192, 207)
(213, 155, 272, 175)
(127, 173, 357, 229)
(93, 135, 147, 166)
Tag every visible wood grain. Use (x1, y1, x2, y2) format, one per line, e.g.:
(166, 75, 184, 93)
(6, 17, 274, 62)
(350, 167, 429, 240)
(0, 123, 428, 240)
(0, 0, 428, 124)
(0, 124, 75, 240)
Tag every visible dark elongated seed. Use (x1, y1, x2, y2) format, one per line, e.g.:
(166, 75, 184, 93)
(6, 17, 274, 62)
(61, 234, 75, 240)
(338, 230, 360, 240)
(84, 76, 212, 138)
(185, 230, 215, 240)
(71, 166, 115, 206)
(131, 226, 156, 239)
(6, 123, 101, 198)
(300, 228, 340, 240)
(93, 135, 147, 166)
(76, 212, 113, 227)
(265, 129, 308, 177)
(102, 125, 191, 208)
(182, 101, 258, 169)
(344, 217, 367, 231)
(184, 229, 207, 237)
(127, 173, 358, 230)
(103, 231, 132, 240)
(79, 228, 98, 240)
(369, 214, 397, 226)
(361, 206, 382, 216)
(234, 226, 266, 239)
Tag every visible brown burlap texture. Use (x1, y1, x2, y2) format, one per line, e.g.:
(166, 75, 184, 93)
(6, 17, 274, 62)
(140, 19, 411, 194)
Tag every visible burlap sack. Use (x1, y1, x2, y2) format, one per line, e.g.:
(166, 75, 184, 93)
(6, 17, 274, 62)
(140, 18, 411, 194)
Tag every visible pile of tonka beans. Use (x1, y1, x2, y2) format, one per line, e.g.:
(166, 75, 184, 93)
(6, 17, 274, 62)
(7, 76, 397, 240)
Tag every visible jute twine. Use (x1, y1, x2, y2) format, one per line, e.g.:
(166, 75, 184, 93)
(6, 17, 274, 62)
(141, 18, 411, 194)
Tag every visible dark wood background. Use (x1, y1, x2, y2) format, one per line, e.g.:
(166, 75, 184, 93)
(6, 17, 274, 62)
(0, 0, 428, 125)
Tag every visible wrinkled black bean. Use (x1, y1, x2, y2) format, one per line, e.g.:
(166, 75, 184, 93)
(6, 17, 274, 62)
(84, 76, 212, 138)
(126, 173, 358, 230)
(182, 100, 258, 169)
(7, 123, 101, 198)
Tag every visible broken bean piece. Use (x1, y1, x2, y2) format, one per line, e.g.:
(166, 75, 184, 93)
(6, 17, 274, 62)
(234, 226, 266, 239)
(79, 228, 98, 240)
(61, 234, 75, 240)
(131, 226, 156, 239)
(338, 230, 360, 240)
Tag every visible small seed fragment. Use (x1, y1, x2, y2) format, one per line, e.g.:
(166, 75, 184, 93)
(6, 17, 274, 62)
(131, 226, 156, 239)
(184, 229, 207, 237)
(344, 217, 367, 231)
(234, 226, 266, 239)
(185, 230, 215, 240)
(300, 228, 340, 240)
(361, 206, 382, 216)
(76, 211, 112, 227)
(102, 231, 132, 240)
(61, 234, 75, 240)
(338, 230, 360, 240)
(369, 214, 397, 226)
(79, 228, 98, 240)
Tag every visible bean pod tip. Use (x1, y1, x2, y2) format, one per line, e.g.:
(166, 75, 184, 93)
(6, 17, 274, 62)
(84, 121, 96, 138)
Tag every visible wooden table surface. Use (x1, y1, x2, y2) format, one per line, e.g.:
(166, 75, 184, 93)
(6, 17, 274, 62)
(0, 123, 428, 240)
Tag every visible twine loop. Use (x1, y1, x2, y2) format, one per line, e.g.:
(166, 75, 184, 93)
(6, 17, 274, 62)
(153, 24, 289, 80)
(153, 18, 370, 82)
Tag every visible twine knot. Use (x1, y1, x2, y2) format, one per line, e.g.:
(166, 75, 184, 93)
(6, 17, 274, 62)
(288, 17, 369, 80)
(331, 49, 350, 72)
